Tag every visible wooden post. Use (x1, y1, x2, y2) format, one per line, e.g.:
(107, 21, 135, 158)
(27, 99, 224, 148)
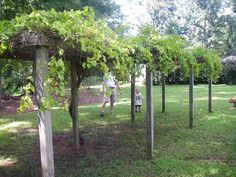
(208, 78, 212, 113)
(0, 69, 2, 109)
(35, 47, 55, 177)
(161, 73, 165, 113)
(189, 68, 194, 128)
(131, 72, 136, 124)
(70, 60, 80, 153)
(146, 67, 154, 159)
(32, 60, 36, 89)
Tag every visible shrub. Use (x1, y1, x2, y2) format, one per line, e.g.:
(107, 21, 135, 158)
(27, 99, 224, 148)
(81, 76, 101, 89)
(220, 56, 236, 84)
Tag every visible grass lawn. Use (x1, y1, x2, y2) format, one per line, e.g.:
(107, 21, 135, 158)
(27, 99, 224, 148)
(0, 84, 236, 177)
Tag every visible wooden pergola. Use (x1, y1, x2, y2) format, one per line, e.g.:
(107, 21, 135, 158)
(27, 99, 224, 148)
(0, 32, 84, 177)
(130, 66, 213, 159)
(1, 31, 166, 177)
(1, 31, 216, 176)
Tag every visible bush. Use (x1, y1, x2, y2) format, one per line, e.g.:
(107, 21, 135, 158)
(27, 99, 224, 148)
(220, 56, 236, 84)
(81, 76, 101, 89)
(1, 60, 33, 96)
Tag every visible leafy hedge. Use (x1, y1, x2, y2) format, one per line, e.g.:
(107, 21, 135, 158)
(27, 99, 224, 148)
(220, 56, 236, 84)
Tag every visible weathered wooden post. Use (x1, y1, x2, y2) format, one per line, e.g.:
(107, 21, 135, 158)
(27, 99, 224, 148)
(189, 68, 194, 128)
(131, 72, 136, 124)
(35, 47, 55, 177)
(208, 78, 212, 113)
(70, 60, 80, 153)
(146, 67, 154, 159)
(161, 73, 165, 113)
(0, 69, 2, 109)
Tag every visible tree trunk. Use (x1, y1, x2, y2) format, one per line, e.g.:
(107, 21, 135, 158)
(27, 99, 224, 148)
(146, 67, 154, 159)
(70, 60, 80, 153)
(161, 73, 165, 113)
(131, 72, 135, 124)
(35, 47, 55, 177)
(189, 68, 194, 128)
(208, 78, 212, 113)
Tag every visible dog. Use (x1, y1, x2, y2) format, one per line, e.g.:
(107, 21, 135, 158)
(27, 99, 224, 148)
(229, 98, 236, 107)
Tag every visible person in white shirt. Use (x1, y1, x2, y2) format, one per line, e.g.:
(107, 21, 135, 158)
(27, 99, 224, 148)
(135, 88, 144, 112)
(100, 72, 122, 117)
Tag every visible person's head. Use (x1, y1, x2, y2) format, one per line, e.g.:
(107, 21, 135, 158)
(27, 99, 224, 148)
(136, 88, 140, 93)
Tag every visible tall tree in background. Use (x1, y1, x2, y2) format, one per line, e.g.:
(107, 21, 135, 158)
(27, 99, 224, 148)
(147, 0, 235, 55)
(147, 0, 181, 34)
(0, 0, 122, 23)
(224, 0, 236, 55)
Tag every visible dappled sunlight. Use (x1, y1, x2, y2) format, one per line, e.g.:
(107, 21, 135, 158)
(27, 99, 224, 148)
(79, 112, 91, 117)
(0, 157, 18, 167)
(195, 97, 227, 101)
(185, 141, 195, 148)
(203, 115, 220, 120)
(0, 84, 235, 176)
(115, 98, 131, 106)
(209, 141, 223, 147)
(230, 107, 236, 110)
(0, 121, 32, 132)
(0, 119, 11, 125)
(202, 113, 236, 124)
(165, 99, 186, 103)
(194, 85, 207, 89)
(209, 168, 219, 175)
(115, 101, 131, 105)
(216, 91, 236, 95)
(51, 107, 61, 110)
(79, 104, 101, 109)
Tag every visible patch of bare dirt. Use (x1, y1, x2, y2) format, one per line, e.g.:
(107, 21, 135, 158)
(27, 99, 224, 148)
(50, 132, 114, 157)
(0, 88, 102, 116)
(78, 88, 102, 106)
(0, 95, 37, 116)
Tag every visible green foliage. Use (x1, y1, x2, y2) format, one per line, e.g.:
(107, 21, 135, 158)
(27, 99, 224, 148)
(41, 51, 69, 111)
(1, 60, 33, 95)
(0, 0, 122, 21)
(221, 56, 236, 84)
(17, 83, 34, 113)
(0, 8, 132, 111)
(130, 25, 221, 81)
(191, 46, 222, 80)
(0, 7, 130, 80)
(81, 76, 101, 89)
(147, 0, 236, 56)
(132, 25, 194, 77)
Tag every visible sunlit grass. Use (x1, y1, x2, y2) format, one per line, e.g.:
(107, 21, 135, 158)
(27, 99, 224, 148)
(0, 84, 236, 177)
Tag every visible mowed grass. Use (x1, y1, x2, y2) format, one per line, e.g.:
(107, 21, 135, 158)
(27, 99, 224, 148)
(0, 84, 236, 177)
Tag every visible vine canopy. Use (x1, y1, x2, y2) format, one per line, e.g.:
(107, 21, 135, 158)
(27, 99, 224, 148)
(0, 7, 132, 80)
(130, 25, 222, 80)
(191, 46, 222, 80)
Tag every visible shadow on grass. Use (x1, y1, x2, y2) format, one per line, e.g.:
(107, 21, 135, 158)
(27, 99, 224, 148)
(0, 84, 236, 177)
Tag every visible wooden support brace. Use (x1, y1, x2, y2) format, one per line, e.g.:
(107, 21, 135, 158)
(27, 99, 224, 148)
(131, 72, 136, 124)
(189, 68, 194, 128)
(70, 60, 80, 153)
(208, 78, 212, 113)
(0, 69, 2, 109)
(146, 67, 154, 159)
(161, 73, 165, 113)
(35, 47, 55, 177)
